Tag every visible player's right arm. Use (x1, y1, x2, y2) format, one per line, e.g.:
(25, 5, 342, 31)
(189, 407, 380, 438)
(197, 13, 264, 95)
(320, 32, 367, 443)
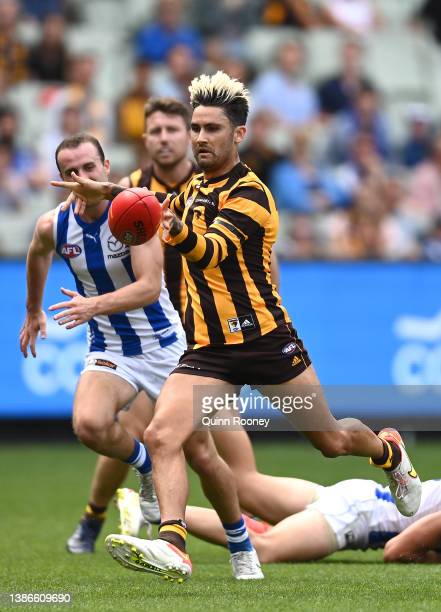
(20, 211, 55, 358)
(383, 511, 441, 563)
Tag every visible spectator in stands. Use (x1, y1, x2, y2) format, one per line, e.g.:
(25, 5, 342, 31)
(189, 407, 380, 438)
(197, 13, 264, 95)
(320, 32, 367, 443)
(412, 0, 441, 46)
(250, 39, 319, 128)
(219, 55, 253, 87)
(240, 110, 282, 184)
(275, 212, 317, 259)
(421, 217, 441, 262)
(38, 104, 82, 181)
(27, 13, 68, 82)
(401, 103, 434, 169)
(150, 44, 200, 102)
(0, 104, 45, 187)
(261, 0, 319, 28)
(21, 0, 74, 22)
(201, 37, 253, 86)
(0, 139, 28, 212)
(134, 0, 203, 64)
(191, 0, 261, 39)
(0, 0, 29, 85)
(317, 0, 382, 36)
(400, 132, 441, 235)
(333, 131, 384, 202)
(269, 128, 350, 213)
(317, 38, 373, 116)
(327, 83, 390, 163)
(117, 59, 152, 146)
(321, 132, 418, 260)
(45, 53, 113, 144)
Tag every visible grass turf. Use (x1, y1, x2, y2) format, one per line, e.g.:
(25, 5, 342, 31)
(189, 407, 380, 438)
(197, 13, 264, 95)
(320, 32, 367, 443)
(1, 439, 441, 611)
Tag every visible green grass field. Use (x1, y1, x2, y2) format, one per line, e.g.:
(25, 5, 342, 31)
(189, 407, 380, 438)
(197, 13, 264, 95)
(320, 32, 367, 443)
(1, 439, 441, 611)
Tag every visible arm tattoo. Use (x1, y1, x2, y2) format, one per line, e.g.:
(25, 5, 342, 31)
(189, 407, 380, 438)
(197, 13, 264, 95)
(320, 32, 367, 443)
(169, 216, 184, 237)
(109, 184, 125, 198)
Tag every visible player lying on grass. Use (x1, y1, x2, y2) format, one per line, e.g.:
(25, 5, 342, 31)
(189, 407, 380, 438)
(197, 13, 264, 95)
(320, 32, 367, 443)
(117, 476, 441, 564)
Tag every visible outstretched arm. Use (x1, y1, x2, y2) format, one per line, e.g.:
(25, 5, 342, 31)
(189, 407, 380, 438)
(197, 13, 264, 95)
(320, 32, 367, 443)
(384, 512, 441, 563)
(20, 212, 55, 357)
(49, 235, 164, 329)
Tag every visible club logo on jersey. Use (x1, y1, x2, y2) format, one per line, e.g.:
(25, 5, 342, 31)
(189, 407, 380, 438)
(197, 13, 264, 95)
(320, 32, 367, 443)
(227, 314, 255, 333)
(61, 243, 82, 258)
(282, 341, 297, 355)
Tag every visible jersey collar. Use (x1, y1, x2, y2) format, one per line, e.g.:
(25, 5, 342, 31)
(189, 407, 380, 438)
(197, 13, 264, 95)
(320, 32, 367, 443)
(74, 201, 110, 230)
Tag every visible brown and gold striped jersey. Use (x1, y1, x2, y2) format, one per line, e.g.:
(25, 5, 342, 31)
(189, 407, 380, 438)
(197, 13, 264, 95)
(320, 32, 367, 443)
(164, 162, 290, 349)
(129, 164, 196, 320)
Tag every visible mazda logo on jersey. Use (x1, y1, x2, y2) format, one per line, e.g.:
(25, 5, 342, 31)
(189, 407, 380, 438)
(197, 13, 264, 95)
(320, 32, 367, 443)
(107, 236, 125, 252)
(61, 244, 82, 258)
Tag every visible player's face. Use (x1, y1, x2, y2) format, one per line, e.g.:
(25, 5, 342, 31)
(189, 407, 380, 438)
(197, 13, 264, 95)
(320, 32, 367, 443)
(57, 142, 110, 204)
(191, 106, 246, 177)
(144, 111, 189, 168)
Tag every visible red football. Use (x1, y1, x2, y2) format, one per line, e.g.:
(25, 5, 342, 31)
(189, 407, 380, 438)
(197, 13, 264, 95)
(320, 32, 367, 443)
(108, 188, 162, 246)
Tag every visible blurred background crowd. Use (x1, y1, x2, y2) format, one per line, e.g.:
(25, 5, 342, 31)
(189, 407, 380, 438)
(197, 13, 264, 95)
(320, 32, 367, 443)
(2, 0, 441, 261)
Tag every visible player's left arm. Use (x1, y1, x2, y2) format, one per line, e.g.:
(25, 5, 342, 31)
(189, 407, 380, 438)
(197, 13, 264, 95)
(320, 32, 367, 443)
(162, 184, 271, 269)
(383, 512, 441, 563)
(271, 250, 280, 292)
(49, 235, 163, 329)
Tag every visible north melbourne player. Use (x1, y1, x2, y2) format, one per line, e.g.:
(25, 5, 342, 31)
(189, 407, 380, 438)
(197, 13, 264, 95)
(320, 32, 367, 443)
(64, 100, 195, 553)
(21, 133, 186, 552)
(183, 476, 441, 564)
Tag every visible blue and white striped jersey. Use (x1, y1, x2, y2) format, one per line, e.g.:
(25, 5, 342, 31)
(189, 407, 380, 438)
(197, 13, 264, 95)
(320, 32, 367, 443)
(53, 203, 183, 356)
(368, 479, 441, 548)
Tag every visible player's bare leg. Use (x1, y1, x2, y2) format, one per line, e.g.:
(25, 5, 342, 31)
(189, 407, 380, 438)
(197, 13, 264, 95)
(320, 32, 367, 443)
(142, 374, 237, 522)
(106, 373, 263, 580)
(68, 379, 158, 553)
(213, 430, 320, 522)
(87, 393, 153, 507)
(184, 505, 336, 562)
(251, 509, 337, 563)
(88, 456, 129, 509)
(261, 365, 421, 516)
(184, 430, 243, 522)
(72, 371, 138, 459)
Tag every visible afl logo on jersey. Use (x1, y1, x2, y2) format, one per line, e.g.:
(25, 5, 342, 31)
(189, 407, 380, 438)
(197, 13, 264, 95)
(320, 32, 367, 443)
(61, 243, 82, 258)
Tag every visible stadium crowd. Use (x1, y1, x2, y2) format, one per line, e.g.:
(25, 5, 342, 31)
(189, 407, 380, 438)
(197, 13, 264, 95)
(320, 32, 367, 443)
(1, 0, 441, 260)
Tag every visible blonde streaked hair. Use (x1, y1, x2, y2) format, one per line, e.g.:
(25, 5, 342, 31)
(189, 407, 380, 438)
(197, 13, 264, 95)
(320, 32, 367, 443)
(188, 71, 250, 126)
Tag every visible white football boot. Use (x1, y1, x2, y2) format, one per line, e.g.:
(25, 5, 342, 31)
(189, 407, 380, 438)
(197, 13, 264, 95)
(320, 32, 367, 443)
(115, 488, 152, 539)
(230, 548, 264, 580)
(137, 470, 161, 524)
(373, 428, 422, 517)
(105, 535, 192, 582)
